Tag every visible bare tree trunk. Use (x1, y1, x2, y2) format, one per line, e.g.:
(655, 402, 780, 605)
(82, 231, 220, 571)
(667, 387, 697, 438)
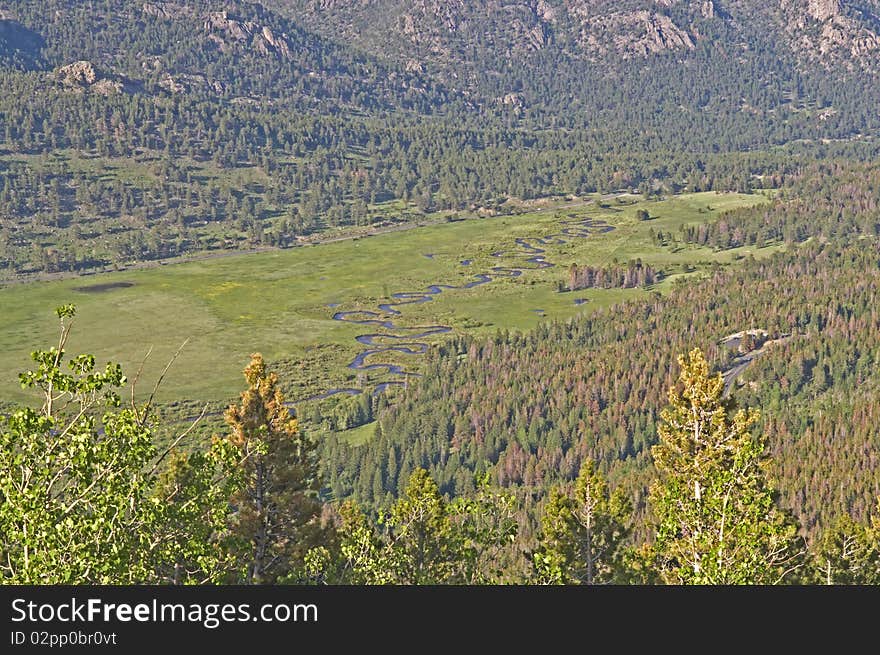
(251, 457, 267, 584)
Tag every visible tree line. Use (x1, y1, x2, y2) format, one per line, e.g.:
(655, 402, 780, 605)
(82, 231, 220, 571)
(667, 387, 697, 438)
(565, 259, 660, 292)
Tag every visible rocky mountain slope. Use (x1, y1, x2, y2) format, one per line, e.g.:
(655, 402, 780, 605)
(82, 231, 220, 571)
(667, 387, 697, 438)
(267, 0, 880, 76)
(0, 0, 452, 111)
(2, 0, 878, 112)
(1, 0, 879, 278)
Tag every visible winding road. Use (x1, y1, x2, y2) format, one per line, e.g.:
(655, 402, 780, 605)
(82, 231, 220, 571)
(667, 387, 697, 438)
(721, 333, 793, 396)
(304, 216, 615, 401)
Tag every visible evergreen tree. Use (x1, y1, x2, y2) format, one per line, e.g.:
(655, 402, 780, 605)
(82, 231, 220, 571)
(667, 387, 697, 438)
(382, 468, 455, 584)
(532, 460, 631, 584)
(226, 353, 324, 584)
(648, 348, 804, 584)
(330, 470, 524, 584)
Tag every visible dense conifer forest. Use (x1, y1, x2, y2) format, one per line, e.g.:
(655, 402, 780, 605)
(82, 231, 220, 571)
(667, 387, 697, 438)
(320, 168, 880, 554)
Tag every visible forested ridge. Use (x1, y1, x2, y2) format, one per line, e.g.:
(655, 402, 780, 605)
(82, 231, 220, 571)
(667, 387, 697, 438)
(3, 0, 880, 276)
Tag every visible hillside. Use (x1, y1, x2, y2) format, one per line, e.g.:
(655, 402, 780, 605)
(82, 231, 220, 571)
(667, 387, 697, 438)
(1, 0, 880, 277)
(2, 2, 879, 588)
(269, 1, 880, 77)
(320, 164, 880, 545)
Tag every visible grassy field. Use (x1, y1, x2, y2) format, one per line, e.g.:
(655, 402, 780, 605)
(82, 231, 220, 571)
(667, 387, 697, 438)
(335, 421, 379, 446)
(0, 148, 434, 279)
(0, 191, 773, 409)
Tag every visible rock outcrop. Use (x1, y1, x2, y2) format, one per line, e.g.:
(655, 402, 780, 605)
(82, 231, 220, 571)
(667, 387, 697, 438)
(258, 25, 291, 58)
(399, 1, 550, 55)
(55, 60, 124, 94)
(212, 0, 880, 74)
(576, 10, 696, 58)
(157, 72, 185, 94)
(308, 1, 701, 62)
(781, 0, 880, 69)
(701, 0, 718, 18)
(851, 32, 880, 55)
(141, 2, 193, 20)
(92, 78, 124, 95)
(643, 12, 696, 51)
(497, 92, 524, 108)
(157, 72, 227, 95)
(808, 0, 841, 22)
(202, 10, 294, 59)
(56, 60, 98, 85)
(536, 0, 557, 23)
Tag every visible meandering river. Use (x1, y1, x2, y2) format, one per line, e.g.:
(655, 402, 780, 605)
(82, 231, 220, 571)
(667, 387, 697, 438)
(304, 216, 615, 401)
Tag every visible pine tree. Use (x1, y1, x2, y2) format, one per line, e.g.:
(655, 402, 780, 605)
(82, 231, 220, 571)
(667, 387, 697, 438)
(332, 470, 523, 584)
(533, 460, 631, 584)
(648, 348, 804, 584)
(226, 353, 324, 584)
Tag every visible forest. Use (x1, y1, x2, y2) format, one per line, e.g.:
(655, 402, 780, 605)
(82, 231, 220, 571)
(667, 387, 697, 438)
(319, 165, 880, 550)
(2, 0, 880, 276)
(2, 304, 877, 584)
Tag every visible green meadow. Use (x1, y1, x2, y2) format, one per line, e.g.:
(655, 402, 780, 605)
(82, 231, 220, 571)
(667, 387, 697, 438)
(0, 191, 773, 409)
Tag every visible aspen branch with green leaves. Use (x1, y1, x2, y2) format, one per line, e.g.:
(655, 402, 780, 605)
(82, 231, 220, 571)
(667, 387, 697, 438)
(648, 348, 805, 584)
